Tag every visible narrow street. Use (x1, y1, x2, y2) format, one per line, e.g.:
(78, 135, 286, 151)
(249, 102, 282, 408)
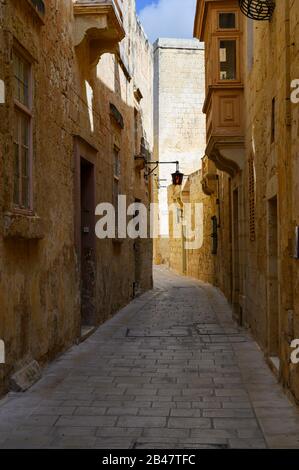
(0, 267, 299, 449)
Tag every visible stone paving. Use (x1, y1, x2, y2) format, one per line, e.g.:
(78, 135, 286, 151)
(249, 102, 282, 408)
(0, 266, 299, 449)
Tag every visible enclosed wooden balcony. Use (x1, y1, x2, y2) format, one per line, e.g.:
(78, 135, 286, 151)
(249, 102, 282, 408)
(203, 84, 245, 177)
(194, 0, 245, 177)
(73, 0, 125, 66)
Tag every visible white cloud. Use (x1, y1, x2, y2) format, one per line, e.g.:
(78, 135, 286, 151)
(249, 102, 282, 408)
(139, 0, 196, 43)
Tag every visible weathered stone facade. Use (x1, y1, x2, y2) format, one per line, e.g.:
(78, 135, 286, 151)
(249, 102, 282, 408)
(0, 0, 153, 395)
(194, 0, 299, 404)
(167, 170, 216, 281)
(167, 165, 232, 303)
(242, 0, 299, 403)
(152, 38, 206, 264)
(157, 36, 232, 296)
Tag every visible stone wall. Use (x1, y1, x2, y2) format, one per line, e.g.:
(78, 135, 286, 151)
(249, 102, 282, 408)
(0, 0, 153, 395)
(289, 0, 299, 401)
(241, 1, 299, 402)
(193, 0, 299, 404)
(167, 169, 232, 298)
(153, 38, 206, 263)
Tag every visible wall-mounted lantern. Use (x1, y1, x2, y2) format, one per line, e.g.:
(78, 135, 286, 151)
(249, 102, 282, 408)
(171, 171, 184, 186)
(239, 0, 275, 21)
(171, 163, 184, 186)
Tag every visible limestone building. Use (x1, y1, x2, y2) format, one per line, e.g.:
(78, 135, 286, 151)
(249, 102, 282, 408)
(0, 0, 153, 395)
(194, 0, 299, 404)
(153, 38, 206, 264)
(167, 169, 218, 281)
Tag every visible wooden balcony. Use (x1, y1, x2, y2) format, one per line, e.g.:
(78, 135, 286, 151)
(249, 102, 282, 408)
(194, 0, 245, 178)
(203, 84, 245, 177)
(73, 0, 125, 66)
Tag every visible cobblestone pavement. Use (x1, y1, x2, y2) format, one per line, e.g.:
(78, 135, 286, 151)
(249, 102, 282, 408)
(1, 266, 299, 449)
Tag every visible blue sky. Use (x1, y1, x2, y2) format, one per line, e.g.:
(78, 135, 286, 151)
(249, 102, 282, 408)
(136, 0, 197, 43)
(136, 0, 155, 12)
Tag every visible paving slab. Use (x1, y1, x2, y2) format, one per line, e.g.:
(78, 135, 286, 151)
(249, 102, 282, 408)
(0, 266, 298, 448)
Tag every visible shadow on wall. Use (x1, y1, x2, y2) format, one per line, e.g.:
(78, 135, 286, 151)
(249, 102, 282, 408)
(0, 3, 153, 396)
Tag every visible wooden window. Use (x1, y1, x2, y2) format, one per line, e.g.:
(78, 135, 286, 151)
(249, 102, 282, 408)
(219, 12, 236, 29)
(219, 39, 237, 80)
(13, 51, 33, 211)
(13, 52, 30, 106)
(248, 155, 256, 242)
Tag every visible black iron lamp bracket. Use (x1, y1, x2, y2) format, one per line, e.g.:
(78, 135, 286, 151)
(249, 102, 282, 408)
(134, 158, 180, 177)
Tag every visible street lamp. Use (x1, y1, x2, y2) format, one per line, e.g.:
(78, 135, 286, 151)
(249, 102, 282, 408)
(171, 170, 184, 186)
(134, 156, 184, 185)
(239, 0, 275, 21)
